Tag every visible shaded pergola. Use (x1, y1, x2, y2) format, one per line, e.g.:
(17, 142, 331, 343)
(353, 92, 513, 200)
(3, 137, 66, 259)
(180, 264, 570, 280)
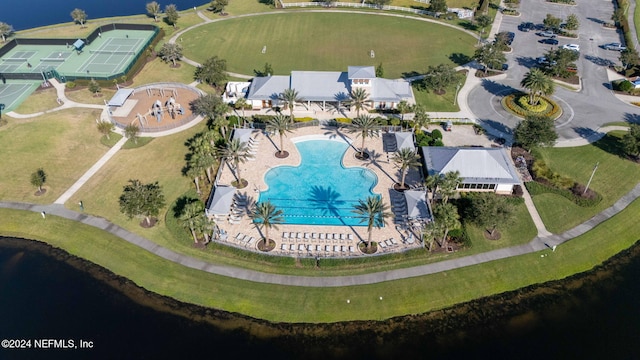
(205, 185, 237, 218)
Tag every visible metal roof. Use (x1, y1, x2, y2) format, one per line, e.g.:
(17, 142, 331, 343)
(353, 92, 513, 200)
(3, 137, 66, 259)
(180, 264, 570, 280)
(421, 147, 520, 184)
(107, 88, 134, 107)
(291, 71, 350, 102)
(205, 185, 237, 216)
(348, 66, 376, 79)
(404, 190, 429, 219)
(245, 76, 289, 100)
(232, 128, 254, 144)
(394, 132, 415, 152)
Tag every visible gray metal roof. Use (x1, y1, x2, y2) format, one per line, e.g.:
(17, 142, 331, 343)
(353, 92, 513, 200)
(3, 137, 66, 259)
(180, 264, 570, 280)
(290, 71, 350, 101)
(108, 88, 134, 107)
(246, 75, 289, 100)
(348, 66, 376, 79)
(404, 190, 429, 219)
(370, 78, 413, 102)
(394, 132, 415, 152)
(205, 185, 237, 215)
(232, 128, 253, 144)
(421, 147, 520, 185)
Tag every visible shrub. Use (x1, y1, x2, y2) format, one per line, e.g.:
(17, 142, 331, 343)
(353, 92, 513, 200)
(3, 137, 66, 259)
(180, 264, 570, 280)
(390, 118, 401, 126)
(251, 114, 276, 123)
(65, 81, 76, 89)
(517, 95, 548, 113)
(432, 139, 445, 147)
(618, 80, 634, 93)
(227, 115, 239, 126)
(502, 93, 561, 119)
(335, 117, 352, 123)
(431, 129, 443, 140)
(295, 117, 314, 122)
(525, 181, 601, 207)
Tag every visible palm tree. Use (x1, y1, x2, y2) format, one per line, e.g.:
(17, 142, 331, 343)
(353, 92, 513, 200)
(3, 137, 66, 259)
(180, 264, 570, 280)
(391, 148, 422, 189)
(520, 68, 555, 106)
(234, 98, 248, 125)
(212, 115, 230, 139)
(433, 202, 460, 249)
(96, 120, 114, 139)
(396, 100, 411, 122)
(251, 201, 284, 244)
(179, 201, 204, 244)
(348, 87, 370, 117)
(267, 114, 293, 156)
(218, 138, 253, 184)
(194, 213, 214, 244)
(185, 163, 204, 194)
(124, 124, 139, 144)
(412, 104, 430, 131)
(424, 220, 444, 251)
(352, 196, 391, 252)
(439, 170, 462, 204)
(350, 114, 379, 159)
(146, 1, 162, 22)
(279, 88, 302, 121)
(424, 174, 441, 207)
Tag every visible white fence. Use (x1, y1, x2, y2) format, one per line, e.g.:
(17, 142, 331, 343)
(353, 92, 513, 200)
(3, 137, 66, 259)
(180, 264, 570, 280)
(281, 2, 439, 17)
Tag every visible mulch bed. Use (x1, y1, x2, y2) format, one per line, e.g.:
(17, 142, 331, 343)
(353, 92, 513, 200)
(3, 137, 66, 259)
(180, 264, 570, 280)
(393, 183, 409, 192)
(275, 151, 289, 159)
(258, 239, 276, 252)
(355, 152, 370, 161)
(232, 179, 248, 189)
(139, 217, 158, 228)
(34, 189, 47, 196)
(359, 242, 378, 254)
(483, 230, 502, 240)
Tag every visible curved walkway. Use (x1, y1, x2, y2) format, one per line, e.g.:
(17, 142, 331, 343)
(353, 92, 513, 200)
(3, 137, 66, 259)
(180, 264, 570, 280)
(2, 180, 639, 287)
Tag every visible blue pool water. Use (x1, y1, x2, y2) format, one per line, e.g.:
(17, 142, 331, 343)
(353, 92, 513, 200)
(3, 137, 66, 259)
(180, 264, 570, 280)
(258, 139, 379, 226)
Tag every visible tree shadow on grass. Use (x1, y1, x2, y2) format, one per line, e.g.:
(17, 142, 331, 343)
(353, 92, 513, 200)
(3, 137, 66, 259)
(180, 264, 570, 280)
(449, 53, 472, 66)
(590, 133, 628, 159)
(172, 195, 199, 218)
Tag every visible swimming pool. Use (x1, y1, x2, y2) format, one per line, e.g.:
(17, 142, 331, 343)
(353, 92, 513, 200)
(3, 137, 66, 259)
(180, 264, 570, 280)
(258, 138, 380, 226)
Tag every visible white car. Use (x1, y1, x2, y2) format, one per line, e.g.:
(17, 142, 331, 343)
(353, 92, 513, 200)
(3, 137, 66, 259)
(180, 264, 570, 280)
(561, 44, 580, 52)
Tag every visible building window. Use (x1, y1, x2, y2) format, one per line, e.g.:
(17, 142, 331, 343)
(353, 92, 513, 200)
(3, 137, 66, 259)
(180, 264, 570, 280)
(489, 184, 496, 189)
(364, 79, 369, 84)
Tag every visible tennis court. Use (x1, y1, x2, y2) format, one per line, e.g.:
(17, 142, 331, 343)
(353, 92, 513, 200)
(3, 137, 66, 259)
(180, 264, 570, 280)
(0, 81, 41, 112)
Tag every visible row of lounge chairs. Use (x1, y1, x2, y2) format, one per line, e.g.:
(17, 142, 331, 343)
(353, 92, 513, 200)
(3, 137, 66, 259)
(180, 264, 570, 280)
(224, 233, 256, 248)
(378, 238, 399, 250)
(277, 243, 359, 257)
(282, 232, 354, 243)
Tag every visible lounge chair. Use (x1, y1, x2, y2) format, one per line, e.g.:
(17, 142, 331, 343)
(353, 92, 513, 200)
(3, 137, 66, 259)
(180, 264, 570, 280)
(282, 232, 289, 239)
(348, 234, 354, 241)
(298, 244, 305, 251)
(281, 244, 287, 251)
(229, 219, 241, 225)
(289, 244, 296, 251)
(235, 233, 243, 240)
(340, 234, 345, 240)
(390, 238, 398, 245)
(379, 241, 387, 248)
(289, 232, 295, 239)
(247, 237, 256, 246)
(341, 246, 346, 252)
(326, 233, 332, 240)
(349, 246, 355, 253)
(333, 245, 340, 252)
(319, 233, 325, 240)
(304, 233, 310, 239)
(325, 245, 332, 252)
(311, 233, 317, 239)
(316, 245, 322, 251)
(296, 232, 303, 239)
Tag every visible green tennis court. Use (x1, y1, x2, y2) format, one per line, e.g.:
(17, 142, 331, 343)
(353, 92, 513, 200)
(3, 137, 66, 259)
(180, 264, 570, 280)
(0, 81, 41, 112)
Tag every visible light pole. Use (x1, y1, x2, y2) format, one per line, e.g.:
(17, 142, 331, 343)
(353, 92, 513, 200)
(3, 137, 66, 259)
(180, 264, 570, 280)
(584, 162, 599, 195)
(453, 83, 462, 106)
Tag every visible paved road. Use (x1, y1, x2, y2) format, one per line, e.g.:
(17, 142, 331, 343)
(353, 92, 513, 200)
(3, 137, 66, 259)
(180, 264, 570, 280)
(2, 181, 639, 287)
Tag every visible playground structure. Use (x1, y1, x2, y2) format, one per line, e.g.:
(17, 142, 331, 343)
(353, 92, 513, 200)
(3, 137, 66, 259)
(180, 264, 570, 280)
(108, 82, 203, 132)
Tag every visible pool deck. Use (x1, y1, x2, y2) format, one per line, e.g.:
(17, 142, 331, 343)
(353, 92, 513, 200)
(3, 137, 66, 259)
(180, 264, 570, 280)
(215, 125, 426, 257)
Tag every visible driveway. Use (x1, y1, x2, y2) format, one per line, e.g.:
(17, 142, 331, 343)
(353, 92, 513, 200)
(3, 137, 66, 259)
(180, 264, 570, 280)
(469, 0, 640, 142)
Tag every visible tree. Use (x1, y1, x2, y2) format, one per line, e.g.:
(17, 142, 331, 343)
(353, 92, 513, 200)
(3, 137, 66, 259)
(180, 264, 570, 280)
(423, 64, 458, 94)
(30, 168, 46, 192)
(124, 124, 140, 144)
(396, 100, 411, 122)
(234, 98, 248, 124)
(438, 170, 462, 204)
(351, 196, 391, 252)
(621, 124, 640, 158)
(493, 32, 512, 52)
(350, 115, 379, 158)
(412, 104, 430, 131)
(543, 13, 562, 31)
(179, 200, 205, 243)
(520, 68, 555, 106)
(391, 148, 421, 189)
(475, 14, 492, 33)
(185, 161, 204, 194)
(424, 174, 441, 207)
(146, 1, 162, 22)
(119, 179, 166, 227)
(267, 114, 294, 156)
(612, 8, 625, 24)
(71, 8, 88, 28)
(0, 22, 13, 43)
(279, 88, 302, 121)
(514, 114, 558, 150)
(190, 93, 229, 121)
(375, 63, 384, 77)
(96, 120, 114, 139)
(158, 42, 182, 67)
(620, 48, 640, 70)
(542, 48, 579, 78)
(474, 43, 506, 74)
(424, 220, 445, 251)
(565, 14, 579, 31)
(465, 193, 515, 237)
(255, 62, 273, 77)
(218, 138, 253, 183)
(210, 0, 229, 15)
(88, 79, 101, 96)
(251, 201, 284, 243)
(430, 0, 448, 13)
(164, 4, 179, 26)
(433, 202, 460, 248)
(194, 56, 228, 88)
(348, 87, 370, 117)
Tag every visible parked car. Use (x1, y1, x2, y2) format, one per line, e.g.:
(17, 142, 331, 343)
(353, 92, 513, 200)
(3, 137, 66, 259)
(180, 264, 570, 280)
(536, 57, 557, 66)
(536, 31, 557, 38)
(444, 121, 453, 132)
(518, 22, 534, 32)
(603, 43, 627, 51)
(561, 43, 580, 52)
(501, 63, 509, 71)
(538, 38, 559, 45)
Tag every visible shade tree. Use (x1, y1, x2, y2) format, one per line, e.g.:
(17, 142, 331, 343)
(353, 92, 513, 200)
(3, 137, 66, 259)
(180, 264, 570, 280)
(164, 4, 179, 26)
(96, 120, 114, 139)
(146, 1, 162, 22)
(513, 114, 558, 150)
(391, 148, 421, 189)
(30, 168, 47, 193)
(194, 56, 228, 89)
(520, 68, 555, 106)
(0, 22, 13, 42)
(158, 43, 183, 67)
(118, 179, 166, 227)
(464, 193, 515, 238)
(71, 8, 88, 28)
(267, 114, 294, 156)
(350, 114, 379, 159)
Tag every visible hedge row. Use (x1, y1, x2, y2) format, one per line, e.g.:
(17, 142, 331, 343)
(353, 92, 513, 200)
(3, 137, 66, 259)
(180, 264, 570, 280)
(525, 181, 602, 207)
(502, 93, 561, 119)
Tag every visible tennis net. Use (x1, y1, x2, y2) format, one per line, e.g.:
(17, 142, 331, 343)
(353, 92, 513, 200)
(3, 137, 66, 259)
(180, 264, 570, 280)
(89, 50, 136, 56)
(2, 58, 28, 63)
(40, 58, 66, 62)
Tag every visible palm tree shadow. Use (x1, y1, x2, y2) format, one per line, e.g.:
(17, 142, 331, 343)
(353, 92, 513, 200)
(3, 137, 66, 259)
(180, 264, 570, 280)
(309, 185, 347, 226)
(481, 79, 518, 96)
(172, 195, 198, 218)
(363, 149, 396, 182)
(321, 124, 358, 152)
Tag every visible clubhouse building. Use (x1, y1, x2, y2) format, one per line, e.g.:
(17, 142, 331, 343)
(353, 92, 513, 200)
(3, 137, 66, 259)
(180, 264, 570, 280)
(223, 66, 415, 111)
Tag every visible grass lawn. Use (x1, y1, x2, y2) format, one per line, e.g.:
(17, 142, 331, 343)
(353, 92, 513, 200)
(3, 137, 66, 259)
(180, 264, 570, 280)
(13, 88, 58, 114)
(2, 194, 639, 322)
(181, 12, 476, 78)
(413, 82, 462, 112)
(131, 58, 197, 87)
(531, 132, 640, 233)
(464, 199, 537, 252)
(0, 109, 107, 203)
(65, 88, 117, 105)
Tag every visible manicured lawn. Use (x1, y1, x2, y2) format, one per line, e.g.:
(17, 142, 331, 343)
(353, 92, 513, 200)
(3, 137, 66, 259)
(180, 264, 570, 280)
(65, 88, 117, 105)
(413, 82, 462, 112)
(13, 88, 58, 114)
(2, 194, 639, 322)
(130, 58, 197, 87)
(0, 109, 107, 203)
(181, 12, 476, 78)
(531, 132, 640, 233)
